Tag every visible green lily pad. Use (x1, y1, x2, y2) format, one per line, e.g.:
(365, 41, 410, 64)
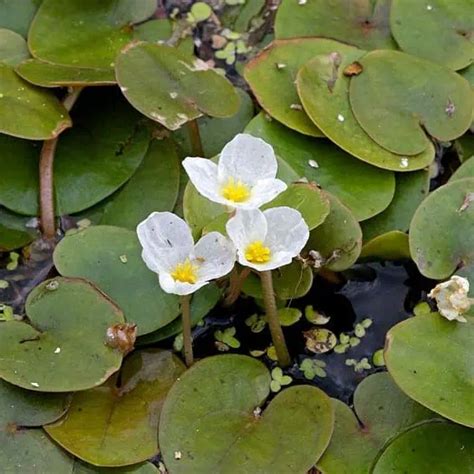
(46, 350, 185, 467)
(242, 260, 313, 300)
(245, 113, 395, 221)
(0, 29, 29, 66)
(28, 0, 156, 68)
(0, 64, 71, 140)
(275, 0, 396, 50)
(0, 206, 38, 251)
(409, 178, 474, 282)
(101, 138, 180, 229)
(73, 461, 159, 473)
(160, 354, 334, 474)
(456, 133, 474, 163)
(297, 52, 436, 171)
(53, 226, 180, 336)
(244, 39, 360, 137)
(306, 193, 362, 272)
(385, 312, 474, 427)
(360, 231, 410, 261)
(391, 0, 474, 71)
(0, 0, 40, 37)
(133, 19, 172, 43)
(115, 42, 240, 130)
(0, 277, 124, 392)
(373, 422, 474, 473)
(451, 157, 474, 181)
(16, 59, 116, 88)
(317, 372, 437, 474)
(349, 50, 473, 156)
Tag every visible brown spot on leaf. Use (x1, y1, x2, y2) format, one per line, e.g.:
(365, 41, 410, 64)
(105, 323, 137, 354)
(344, 62, 363, 76)
(458, 192, 474, 212)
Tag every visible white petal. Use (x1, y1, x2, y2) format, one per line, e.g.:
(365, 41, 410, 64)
(194, 232, 236, 280)
(137, 212, 193, 273)
(218, 134, 278, 186)
(264, 207, 309, 257)
(226, 208, 268, 253)
(182, 157, 224, 204)
(236, 252, 294, 272)
(159, 272, 208, 296)
(236, 178, 287, 209)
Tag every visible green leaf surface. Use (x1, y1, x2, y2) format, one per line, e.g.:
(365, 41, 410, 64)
(317, 372, 438, 474)
(28, 0, 156, 68)
(360, 230, 410, 261)
(245, 113, 395, 221)
(46, 350, 185, 467)
(275, 0, 396, 50)
(53, 226, 180, 336)
(160, 354, 334, 474)
(0, 0, 40, 37)
(0, 206, 38, 251)
(0, 277, 124, 392)
(101, 138, 180, 229)
(349, 50, 473, 155)
(133, 19, 172, 43)
(116, 42, 240, 130)
(385, 313, 474, 427)
(297, 52, 435, 171)
(72, 461, 159, 474)
(372, 422, 474, 473)
(0, 29, 30, 66)
(391, 0, 474, 70)
(451, 157, 474, 181)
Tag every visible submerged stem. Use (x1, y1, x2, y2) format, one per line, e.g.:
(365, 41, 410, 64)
(259, 270, 291, 368)
(187, 119, 204, 156)
(180, 294, 194, 367)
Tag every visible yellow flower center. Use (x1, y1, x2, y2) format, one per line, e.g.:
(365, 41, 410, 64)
(221, 177, 251, 203)
(171, 259, 198, 284)
(245, 241, 271, 263)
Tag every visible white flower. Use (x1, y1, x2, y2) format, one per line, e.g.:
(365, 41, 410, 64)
(137, 212, 236, 296)
(428, 275, 472, 323)
(226, 207, 309, 271)
(182, 133, 287, 209)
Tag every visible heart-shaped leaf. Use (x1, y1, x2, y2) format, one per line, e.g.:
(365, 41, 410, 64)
(317, 372, 438, 474)
(409, 178, 474, 283)
(0, 28, 29, 66)
(245, 113, 395, 221)
(0, 277, 124, 392)
(46, 350, 185, 467)
(391, 0, 474, 71)
(160, 354, 334, 473)
(360, 231, 411, 261)
(296, 52, 435, 171)
(385, 312, 474, 427)
(372, 422, 474, 473)
(0, 0, 40, 37)
(349, 50, 472, 155)
(116, 42, 240, 130)
(53, 226, 180, 336)
(275, 0, 396, 50)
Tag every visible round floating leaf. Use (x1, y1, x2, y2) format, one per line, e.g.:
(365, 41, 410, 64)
(360, 231, 410, 261)
(16, 59, 116, 88)
(73, 461, 159, 473)
(116, 42, 240, 130)
(245, 113, 395, 221)
(297, 52, 435, 171)
(451, 157, 474, 181)
(409, 178, 474, 282)
(0, 277, 124, 392)
(456, 133, 474, 163)
(385, 313, 474, 427)
(0, 0, 40, 37)
(306, 193, 362, 272)
(275, 0, 396, 50)
(373, 422, 474, 474)
(46, 350, 185, 467)
(0, 206, 38, 251)
(244, 39, 359, 136)
(317, 372, 438, 474)
(101, 138, 180, 230)
(349, 50, 473, 156)
(391, 0, 474, 71)
(28, 0, 156, 68)
(0, 29, 29, 66)
(133, 19, 172, 43)
(0, 64, 71, 140)
(53, 226, 180, 336)
(160, 354, 334, 474)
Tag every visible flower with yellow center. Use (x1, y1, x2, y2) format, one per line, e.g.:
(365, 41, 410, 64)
(137, 212, 236, 296)
(226, 207, 309, 271)
(183, 133, 287, 210)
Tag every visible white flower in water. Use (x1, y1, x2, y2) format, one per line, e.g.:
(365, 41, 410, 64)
(182, 133, 287, 209)
(137, 212, 235, 296)
(428, 275, 472, 323)
(226, 207, 309, 271)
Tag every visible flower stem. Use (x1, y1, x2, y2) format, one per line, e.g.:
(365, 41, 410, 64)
(224, 266, 251, 307)
(187, 119, 204, 156)
(259, 270, 291, 368)
(180, 294, 194, 367)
